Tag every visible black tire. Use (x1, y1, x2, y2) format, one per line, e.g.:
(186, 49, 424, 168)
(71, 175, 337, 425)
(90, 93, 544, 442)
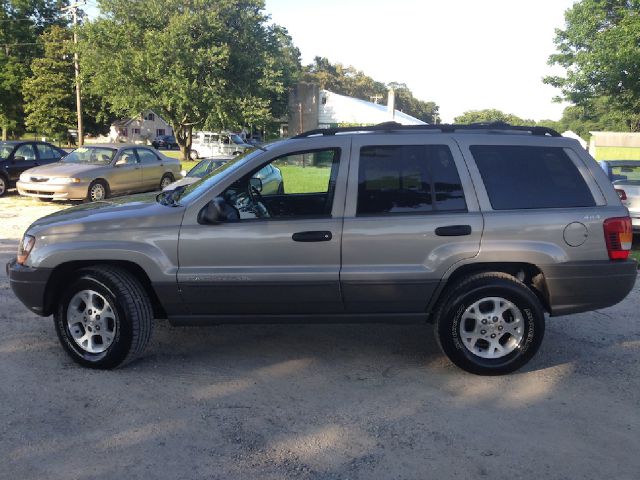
(0, 173, 8, 197)
(190, 149, 199, 160)
(87, 179, 109, 202)
(54, 266, 154, 369)
(159, 173, 174, 189)
(433, 272, 545, 375)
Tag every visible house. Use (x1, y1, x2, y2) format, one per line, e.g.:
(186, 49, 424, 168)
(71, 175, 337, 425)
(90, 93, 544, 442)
(286, 83, 425, 136)
(109, 110, 173, 144)
(589, 131, 640, 160)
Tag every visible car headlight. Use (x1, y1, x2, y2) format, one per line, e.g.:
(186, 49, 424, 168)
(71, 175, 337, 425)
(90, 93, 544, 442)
(50, 177, 81, 184)
(17, 234, 35, 265)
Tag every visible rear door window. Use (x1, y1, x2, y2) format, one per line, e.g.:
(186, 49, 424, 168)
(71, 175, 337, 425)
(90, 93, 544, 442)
(356, 145, 466, 215)
(470, 145, 595, 210)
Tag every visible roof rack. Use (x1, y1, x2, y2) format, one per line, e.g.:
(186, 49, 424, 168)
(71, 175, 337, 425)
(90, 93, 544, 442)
(292, 121, 562, 138)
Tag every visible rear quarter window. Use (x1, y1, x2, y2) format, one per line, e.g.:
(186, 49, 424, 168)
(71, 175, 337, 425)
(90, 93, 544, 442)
(470, 145, 596, 210)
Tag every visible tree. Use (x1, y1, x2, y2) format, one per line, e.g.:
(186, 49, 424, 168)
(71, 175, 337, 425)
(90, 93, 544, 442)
(453, 109, 533, 125)
(22, 25, 75, 141)
(545, 0, 640, 130)
(0, 0, 69, 139)
(80, 0, 295, 161)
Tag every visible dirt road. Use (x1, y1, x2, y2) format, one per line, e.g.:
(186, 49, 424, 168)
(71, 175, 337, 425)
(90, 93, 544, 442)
(1, 192, 639, 480)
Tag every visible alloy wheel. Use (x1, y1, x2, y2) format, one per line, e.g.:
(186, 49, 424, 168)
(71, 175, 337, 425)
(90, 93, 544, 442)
(66, 289, 117, 354)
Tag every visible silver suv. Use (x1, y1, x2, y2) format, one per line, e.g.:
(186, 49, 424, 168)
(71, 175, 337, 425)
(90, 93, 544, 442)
(7, 123, 637, 375)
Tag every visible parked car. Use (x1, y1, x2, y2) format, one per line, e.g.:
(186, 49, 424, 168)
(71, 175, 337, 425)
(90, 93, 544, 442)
(600, 160, 640, 232)
(8, 123, 636, 374)
(163, 157, 232, 191)
(190, 131, 252, 159)
(164, 157, 284, 194)
(151, 135, 178, 150)
(0, 140, 67, 197)
(16, 144, 182, 201)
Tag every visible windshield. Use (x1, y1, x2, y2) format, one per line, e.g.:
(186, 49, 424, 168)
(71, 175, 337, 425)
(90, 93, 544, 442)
(174, 148, 264, 204)
(231, 134, 245, 145)
(63, 147, 115, 165)
(611, 165, 640, 185)
(188, 159, 228, 178)
(0, 143, 15, 159)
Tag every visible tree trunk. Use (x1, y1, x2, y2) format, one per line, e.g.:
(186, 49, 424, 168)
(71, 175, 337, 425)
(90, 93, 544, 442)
(1, 125, 7, 141)
(174, 123, 193, 163)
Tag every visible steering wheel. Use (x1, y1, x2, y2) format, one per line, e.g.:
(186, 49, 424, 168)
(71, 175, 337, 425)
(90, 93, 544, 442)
(247, 182, 272, 218)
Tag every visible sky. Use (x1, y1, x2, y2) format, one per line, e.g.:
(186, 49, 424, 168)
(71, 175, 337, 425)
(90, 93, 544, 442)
(263, 0, 577, 122)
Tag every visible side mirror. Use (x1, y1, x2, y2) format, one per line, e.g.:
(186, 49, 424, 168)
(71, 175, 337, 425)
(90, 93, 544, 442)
(198, 197, 239, 225)
(249, 177, 263, 192)
(13, 155, 25, 162)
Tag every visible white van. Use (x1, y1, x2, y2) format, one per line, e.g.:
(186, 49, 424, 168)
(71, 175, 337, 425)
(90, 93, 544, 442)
(190, 131, 250, 159)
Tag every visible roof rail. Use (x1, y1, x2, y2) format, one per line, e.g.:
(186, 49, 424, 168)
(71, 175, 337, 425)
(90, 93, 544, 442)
(292, 121, 562, 138)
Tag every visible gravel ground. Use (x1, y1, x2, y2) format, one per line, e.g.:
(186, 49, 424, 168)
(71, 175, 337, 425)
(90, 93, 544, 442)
(1, 191, 639, 480)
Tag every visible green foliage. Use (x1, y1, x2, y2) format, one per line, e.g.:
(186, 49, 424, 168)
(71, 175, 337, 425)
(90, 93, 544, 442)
(80, 0, 298, 160)
(22, 25, 75, 140)
(545, 0, 640, 130)
(453, 109, 534, 125)
(0, 0, 69, 138)
(302, 57, 439, 123)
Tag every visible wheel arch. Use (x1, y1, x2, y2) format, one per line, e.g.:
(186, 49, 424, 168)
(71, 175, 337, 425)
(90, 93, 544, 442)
(429, 262, 551, 318)
(44, 260, 167, 319)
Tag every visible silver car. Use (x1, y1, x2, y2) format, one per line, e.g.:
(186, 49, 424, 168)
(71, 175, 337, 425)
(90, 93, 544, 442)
(7, 123, 637, 374)
(600, 160, 640, 232)
(17, 144, 182, 201)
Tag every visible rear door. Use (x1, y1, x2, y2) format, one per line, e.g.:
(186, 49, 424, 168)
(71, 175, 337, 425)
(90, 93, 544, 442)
(35, 143, 65, 167)
(340, 135, 483, 313)
(8, 143, 38, 181)
(110, 148, 142, 193)
(136, 147, 165, 189)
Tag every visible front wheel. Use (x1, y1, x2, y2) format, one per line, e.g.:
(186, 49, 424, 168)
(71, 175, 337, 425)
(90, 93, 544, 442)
(434, 272, 545, 375)
(54, 266, 154, 369)
(87, 180, 108, 202)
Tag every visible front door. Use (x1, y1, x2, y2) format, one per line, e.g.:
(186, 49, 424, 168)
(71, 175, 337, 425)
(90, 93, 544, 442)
(177, 139, 350, 316)
(340, 136, 483, 313)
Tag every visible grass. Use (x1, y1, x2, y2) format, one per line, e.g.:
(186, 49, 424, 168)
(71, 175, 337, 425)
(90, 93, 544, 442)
(277, 165, 331, 194)
(595, 147, 640, 160)
(631, 237, 640, 263)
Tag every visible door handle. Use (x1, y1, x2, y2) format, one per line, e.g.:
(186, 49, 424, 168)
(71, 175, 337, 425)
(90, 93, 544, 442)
(292, 231, 332, 242)
(435, 225, 472, 236)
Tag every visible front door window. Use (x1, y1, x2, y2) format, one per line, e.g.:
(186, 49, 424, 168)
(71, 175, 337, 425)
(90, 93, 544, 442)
(219, 149, 341, 220)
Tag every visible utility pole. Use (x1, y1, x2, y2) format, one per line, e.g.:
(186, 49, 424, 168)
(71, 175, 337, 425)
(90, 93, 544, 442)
(62, 1, 85, 146)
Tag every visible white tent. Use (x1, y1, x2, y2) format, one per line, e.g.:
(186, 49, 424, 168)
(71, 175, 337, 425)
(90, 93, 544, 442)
(318, 90, 426, 126)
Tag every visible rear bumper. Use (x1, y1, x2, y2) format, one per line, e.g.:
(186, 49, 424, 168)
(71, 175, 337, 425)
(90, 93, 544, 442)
(542, 260, 637, 316)
(6, 259, 53, 316)
(16, 180, 89, 200)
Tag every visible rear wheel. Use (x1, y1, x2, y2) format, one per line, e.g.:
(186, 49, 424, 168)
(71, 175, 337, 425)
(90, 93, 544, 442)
(54, 266, 153, 369)
(0, 174, 7, 197)
(190, 149, 199, 160)
(160, 174, 174, 189)
(87, 180, 108, 202)
(434, 272, 545, 375)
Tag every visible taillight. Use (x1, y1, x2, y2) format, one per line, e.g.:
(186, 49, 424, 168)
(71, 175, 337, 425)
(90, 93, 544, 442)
(615, 188, 627, 201)
(603, 217, 632, 260)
